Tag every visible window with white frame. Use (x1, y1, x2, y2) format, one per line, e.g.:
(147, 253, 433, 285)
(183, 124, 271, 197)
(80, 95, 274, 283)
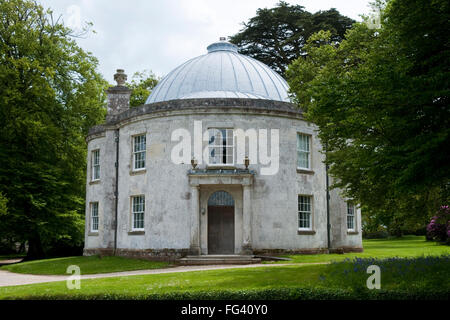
(132, 195, 145, 231)
(347, 202, 355, 231)
(133, 134, 146, 170)
(207, 128, 234, 165)
(92, 149, 100, 181)
(298, 195, 312, 230)
(297, 133, 311, 169)
(90, 202, 99, 232)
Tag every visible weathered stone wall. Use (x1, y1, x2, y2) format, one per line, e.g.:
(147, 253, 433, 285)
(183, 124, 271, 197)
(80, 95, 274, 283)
(84, 99, 363, 256)
(84, 131, 116, 251)
(329, 181, 363, 250)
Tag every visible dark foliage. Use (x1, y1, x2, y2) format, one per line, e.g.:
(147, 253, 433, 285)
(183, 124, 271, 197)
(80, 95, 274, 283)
(230, 1, 354, 75)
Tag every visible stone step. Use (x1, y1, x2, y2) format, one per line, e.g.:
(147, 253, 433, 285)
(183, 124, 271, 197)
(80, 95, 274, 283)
(184, 255, 256, 259)
(178, 255, 261, 265)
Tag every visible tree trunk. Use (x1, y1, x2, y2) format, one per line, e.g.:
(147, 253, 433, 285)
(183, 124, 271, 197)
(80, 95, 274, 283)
(25, 233, 45, 261)
(18, 241, 26, 253)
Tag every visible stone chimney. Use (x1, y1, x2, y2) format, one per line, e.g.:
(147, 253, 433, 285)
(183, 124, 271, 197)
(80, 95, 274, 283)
(106, 69, 131, 118)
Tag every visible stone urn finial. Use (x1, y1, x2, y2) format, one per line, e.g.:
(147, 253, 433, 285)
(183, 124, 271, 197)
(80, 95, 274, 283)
(191, 157, 198, 169)
(244, 156, 250, 169)
(114, 69, 127, 86)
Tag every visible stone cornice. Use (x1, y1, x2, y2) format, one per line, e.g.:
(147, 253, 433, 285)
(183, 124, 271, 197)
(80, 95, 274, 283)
(188, 168, 255, 186)
(87, 98, 303, 138)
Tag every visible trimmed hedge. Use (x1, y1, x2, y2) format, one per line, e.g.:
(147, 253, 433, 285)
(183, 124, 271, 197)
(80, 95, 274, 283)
(5, 287, 449, 300)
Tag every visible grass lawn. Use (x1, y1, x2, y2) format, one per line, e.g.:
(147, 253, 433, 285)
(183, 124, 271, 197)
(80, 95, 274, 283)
(0, 236, 448, 300)
(0, 255, 448, 300)
(0, 264, 324, 299)
(1, 255, 171, 275)
(266, 235, 450, 263)
(1, 236, 448, 275)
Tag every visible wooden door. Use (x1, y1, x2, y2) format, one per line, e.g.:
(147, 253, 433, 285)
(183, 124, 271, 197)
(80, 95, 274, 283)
(208, 205, 235, 254)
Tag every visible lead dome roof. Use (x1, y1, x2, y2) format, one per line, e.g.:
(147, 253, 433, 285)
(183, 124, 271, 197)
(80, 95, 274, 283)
(145, 40, 290, 104)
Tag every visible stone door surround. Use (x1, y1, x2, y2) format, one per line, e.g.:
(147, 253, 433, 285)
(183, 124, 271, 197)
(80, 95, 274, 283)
(188, 170, 254, 255)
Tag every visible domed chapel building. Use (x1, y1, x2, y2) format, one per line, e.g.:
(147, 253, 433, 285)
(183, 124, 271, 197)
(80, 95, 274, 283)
(84, 39, 362, 263)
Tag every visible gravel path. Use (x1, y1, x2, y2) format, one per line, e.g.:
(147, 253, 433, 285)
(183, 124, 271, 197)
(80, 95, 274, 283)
(0, 262, 327, 287)
(0, 258, 23, 266)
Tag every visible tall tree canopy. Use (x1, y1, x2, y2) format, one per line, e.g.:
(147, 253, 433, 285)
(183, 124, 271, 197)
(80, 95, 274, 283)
(0, 0, 107, 259)
(229, 1, 354, 75)
(286, 0, 450, 234)
(126, 70, 159, 107)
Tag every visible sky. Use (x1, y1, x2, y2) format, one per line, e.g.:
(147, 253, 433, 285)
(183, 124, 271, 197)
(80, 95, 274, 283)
(42, 0, 374, 82)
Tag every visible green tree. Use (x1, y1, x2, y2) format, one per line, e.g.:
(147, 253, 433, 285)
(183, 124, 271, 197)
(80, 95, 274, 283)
(286, 0, 450, 234)
(0, 193, 7, 216)
(0, 0, 107, 259)
(0, 192, 13, 253)
(0, 192, 8, 240)
(229, 1, 354, 74)
(126, 70, 159, 107)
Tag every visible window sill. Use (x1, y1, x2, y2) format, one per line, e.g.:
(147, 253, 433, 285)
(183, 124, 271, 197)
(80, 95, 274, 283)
(128, 231, 145, 235)
(130, 169, 146, 176)
(347, 231, 359, 235)
(88, 232, 99, 236)
(297, 230, 316, 235)
(89, 180, 101, 185)
(296, 168, 314, 175)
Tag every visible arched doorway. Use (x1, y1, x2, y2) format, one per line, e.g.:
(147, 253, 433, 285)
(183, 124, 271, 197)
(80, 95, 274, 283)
(207, 191, 235, 254)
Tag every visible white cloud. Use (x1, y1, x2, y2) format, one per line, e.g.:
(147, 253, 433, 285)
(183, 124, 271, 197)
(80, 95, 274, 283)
(41, 0, 373, 82)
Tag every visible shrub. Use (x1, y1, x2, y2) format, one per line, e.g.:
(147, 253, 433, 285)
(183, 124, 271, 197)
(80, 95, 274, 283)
(6, 287, 449, 300)
(362, 230, 390, 239)
(426, 206, 449, 243)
